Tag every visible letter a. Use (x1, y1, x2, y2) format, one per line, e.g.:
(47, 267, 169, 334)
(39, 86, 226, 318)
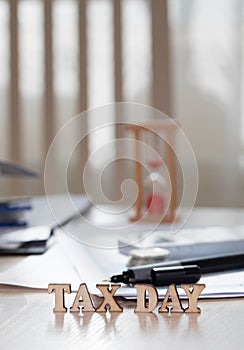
(70, 283, 95, 313)
(158, 284, 184, 313)
(134, 284, 158, 313)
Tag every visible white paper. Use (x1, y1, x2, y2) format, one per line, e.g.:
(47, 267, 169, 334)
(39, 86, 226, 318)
(0, 226, 50, 244)
(0, 240, 81, 290)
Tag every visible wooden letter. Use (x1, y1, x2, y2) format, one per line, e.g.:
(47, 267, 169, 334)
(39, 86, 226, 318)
(70, 283, 95, 313)
(181, 284, 206, 313)
(96, 284, 123, 313)
(48, 284, 71, 313)
(134, 284, 158, 313)
(158, 284, 184, 313)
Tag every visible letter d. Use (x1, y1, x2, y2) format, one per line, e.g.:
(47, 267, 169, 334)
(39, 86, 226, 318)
(134, 284, 158, 313)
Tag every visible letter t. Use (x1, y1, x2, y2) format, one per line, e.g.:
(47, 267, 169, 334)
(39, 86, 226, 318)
(48, 284, 71, 313)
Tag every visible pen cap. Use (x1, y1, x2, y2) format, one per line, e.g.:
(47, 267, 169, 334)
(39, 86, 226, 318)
(151, 265, 201, 286)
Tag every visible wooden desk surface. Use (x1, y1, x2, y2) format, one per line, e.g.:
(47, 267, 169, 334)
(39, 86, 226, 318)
(0, 206, 244, 349)
(0, 288, 243, 350)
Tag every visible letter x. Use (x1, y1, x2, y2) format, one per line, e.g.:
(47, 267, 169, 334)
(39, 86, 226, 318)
(95, 284, 123, 312)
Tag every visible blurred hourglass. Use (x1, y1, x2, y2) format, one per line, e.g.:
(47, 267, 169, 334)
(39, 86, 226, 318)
(144, 159, 167, 215)
(126, 122, 177, 223)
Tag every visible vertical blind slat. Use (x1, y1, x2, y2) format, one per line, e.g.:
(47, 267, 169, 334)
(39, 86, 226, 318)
(44, 0, 54, 155)
(113, 0, 123, 199)
(113, 0, 122, 106)
(9, 0, 20, 163)
(78, 0, 88, 192)
(151, 0, 171, 115)
(78, 0, 87, 112)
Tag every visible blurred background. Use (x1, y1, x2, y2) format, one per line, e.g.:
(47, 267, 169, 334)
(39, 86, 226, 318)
(0, 0, 244, 208)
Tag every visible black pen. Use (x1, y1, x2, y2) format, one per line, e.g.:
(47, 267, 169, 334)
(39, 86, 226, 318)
(110, 251, 244, 285)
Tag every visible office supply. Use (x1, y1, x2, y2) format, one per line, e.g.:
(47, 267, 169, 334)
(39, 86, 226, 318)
(0, 197, 32, 227)
(119, 240, 244, 261)
(25, 194, 91, 230)
(0, 194, 91, 255)
(0, 226, 51, 254)
(0, 160, 37, 177)
(109, 252, 244, 284)
(110, 265, 201, 286)
(118, 225, 244, 263)
(0, 161, 37, 227)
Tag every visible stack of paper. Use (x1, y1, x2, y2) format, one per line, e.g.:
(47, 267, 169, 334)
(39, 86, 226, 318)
(0, 195, 91, 255)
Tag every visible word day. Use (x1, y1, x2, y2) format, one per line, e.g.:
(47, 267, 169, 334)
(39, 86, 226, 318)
(48, 283, 206, 314)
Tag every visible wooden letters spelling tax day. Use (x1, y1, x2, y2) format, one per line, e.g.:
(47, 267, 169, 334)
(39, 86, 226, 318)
(48, 283, 206, 314)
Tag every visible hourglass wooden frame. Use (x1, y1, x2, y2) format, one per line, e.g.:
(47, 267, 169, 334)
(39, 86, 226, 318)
(126, 122, 177, 223)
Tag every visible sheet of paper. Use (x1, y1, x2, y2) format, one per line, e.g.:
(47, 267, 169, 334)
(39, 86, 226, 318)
(0, 240, 81, 290)
(0, 226, 50, 244)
